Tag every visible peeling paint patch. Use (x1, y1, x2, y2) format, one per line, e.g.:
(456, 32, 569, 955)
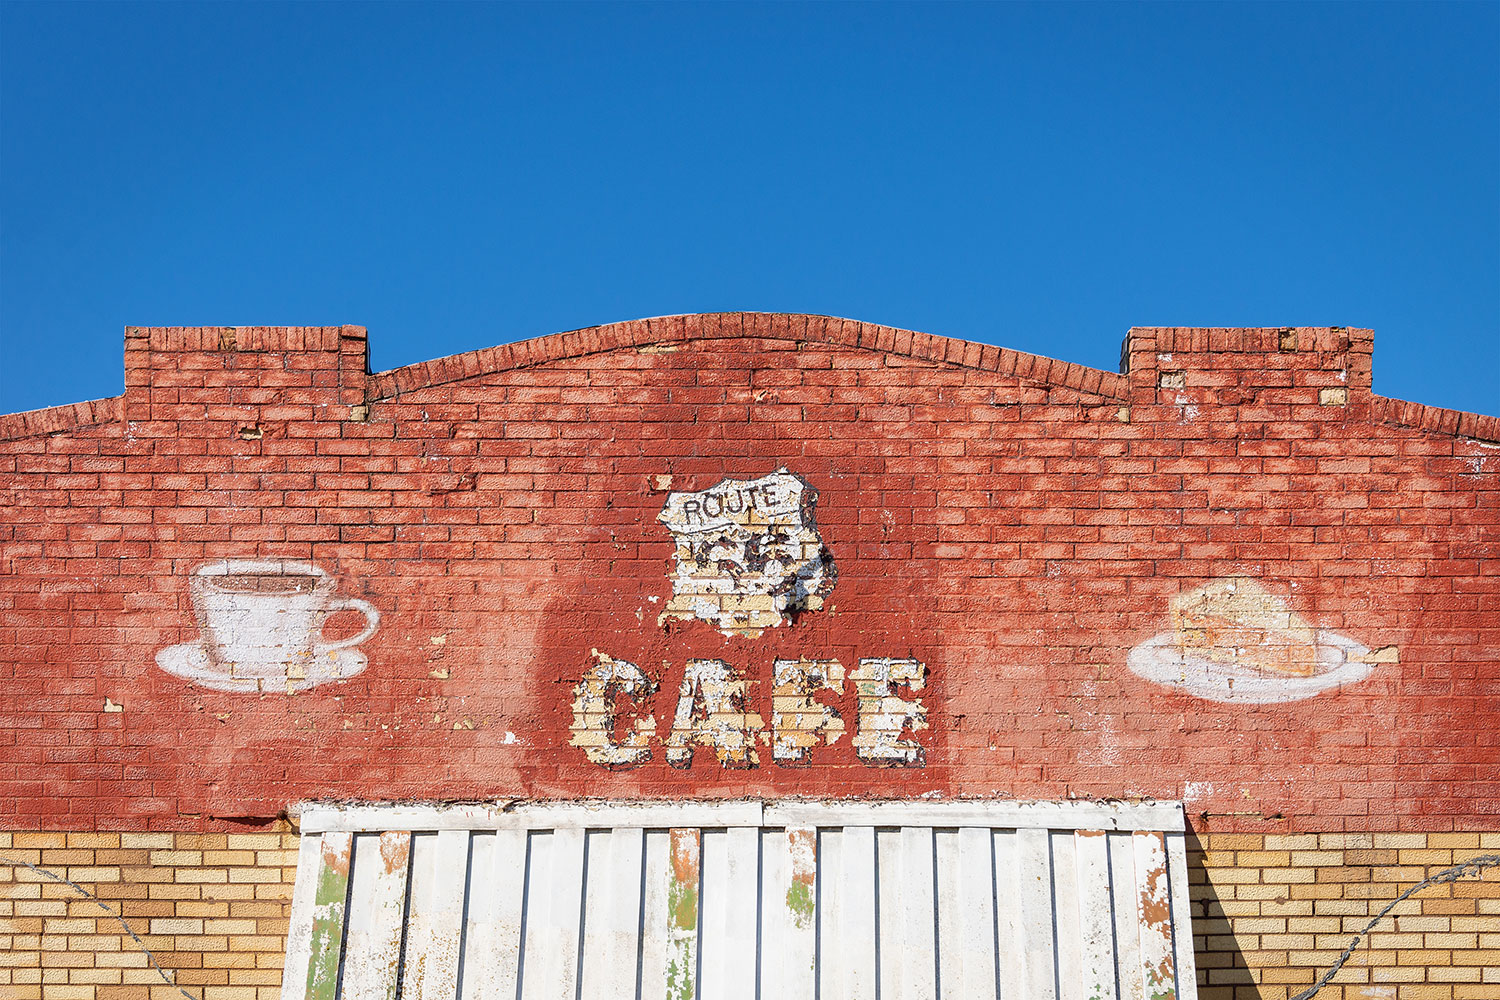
(667, 829, 700, 1000)
(665, 659, 764, 769)
(850, 658, 928, 767)
(657, 468, 836, 637)
(1183, 781, 1214, 805)
(771, 658, 845, 765)
(785, 827, 816, 929)
(306, 834, 352, 1000)
(569, 651, 658, 768)
(1136, 833, 1177, 1000)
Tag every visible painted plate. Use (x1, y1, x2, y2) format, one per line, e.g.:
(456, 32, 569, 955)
(155, 643, 367, 693)
(1126, 629, 1375, 704)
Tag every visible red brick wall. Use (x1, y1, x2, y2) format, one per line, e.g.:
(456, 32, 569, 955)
(1, 315, 1496, 833)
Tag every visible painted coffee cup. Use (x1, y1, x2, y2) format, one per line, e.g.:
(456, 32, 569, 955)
(189, 559, 379, 680)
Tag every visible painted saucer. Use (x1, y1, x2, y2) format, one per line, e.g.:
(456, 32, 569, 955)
(154, 644, 367, 694)
(1126, 629, 1375, 704)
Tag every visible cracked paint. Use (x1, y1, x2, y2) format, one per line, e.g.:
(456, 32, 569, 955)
(771, 658, 845, 765)
(665, 659, 764, 769)
(667, 829, 700, 1000)
(850, 658, 929, 767)
(657, 469, 835, 637)
(568, 651, 658, 768)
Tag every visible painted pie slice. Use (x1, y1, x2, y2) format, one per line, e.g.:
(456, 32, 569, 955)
(1168, 577, 1321, 678)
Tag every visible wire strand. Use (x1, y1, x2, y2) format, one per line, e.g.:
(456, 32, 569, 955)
(1291, 853, 1500, 1000)
(0, 852, 201, 1000)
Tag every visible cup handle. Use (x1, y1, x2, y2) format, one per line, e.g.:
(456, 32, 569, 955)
(316, 598, 380, 653)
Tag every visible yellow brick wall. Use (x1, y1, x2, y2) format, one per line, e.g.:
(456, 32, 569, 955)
(0, 831, 299, 1000)
(1191, 832, 1500, 1000)
(3, 829, 1498, 1000)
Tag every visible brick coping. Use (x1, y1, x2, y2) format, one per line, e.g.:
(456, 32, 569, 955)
(1, 314, 1495, 443)
(362, 312, 1129, 403)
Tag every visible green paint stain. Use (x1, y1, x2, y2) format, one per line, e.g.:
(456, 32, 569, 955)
(305, 853, 350, 1000)
(669, 877, 698, 932)
(665, 872, 697, 1000)
(785, 880, 814, 929)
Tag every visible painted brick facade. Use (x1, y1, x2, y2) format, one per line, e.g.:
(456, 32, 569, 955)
(2, 314, 1497, 998)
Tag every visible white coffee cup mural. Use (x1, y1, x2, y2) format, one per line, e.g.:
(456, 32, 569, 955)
(156, 559, 379, 693)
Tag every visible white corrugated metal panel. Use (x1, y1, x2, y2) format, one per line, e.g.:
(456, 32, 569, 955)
(283, 800, 1198, 1000)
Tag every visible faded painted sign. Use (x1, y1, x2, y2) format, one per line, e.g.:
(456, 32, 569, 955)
(570, 655, 928, 770)
(1127, 577, 1394, 703)
(665, 659, 766, 769)
(771, 659, 846, 765)
(849, 658, 929, 766)
(570, 469, 931, 770)
(156, 559, 379, 693)
(657, 469, 835, 637)
(568, 652, 658, 768)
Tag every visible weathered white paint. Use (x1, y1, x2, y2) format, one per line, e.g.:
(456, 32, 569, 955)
(770, 658, 846, 764)
(278, 832, 324, 1000)
(1072, 831, 1119, 1000)
(578, 827, 645, 1000)
(340, 831, 408, 1000)
(637, 830, 673, 1000)
(569, 651, 658, 767)
(457, 829, 527, 1000)
(572, 653, 929, 770)
(823, 826, 877, 1000)
(1166, 831, 1200, 997)
(698, 827, 759, 1000)
(296, 797, 1188, 833)
(157, 559, 378, 693)
(760, 826, 817, 1000)
(878, 826, 936, 999)
(519, 829, 586, 1000)
(657, 469, 836, 637)
(664, 658, 765, 769)
(1128, 577, 1389, 703)
(398, 831, 468, 1000)
(849, 657, 929, 766)
(285, 800, 1198, 1000)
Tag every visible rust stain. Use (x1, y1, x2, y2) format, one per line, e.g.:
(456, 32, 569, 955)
(787, 827, 816, 887)
(379, 831, 409, 876)
(1138, 859, 1170, 930)
(670, 828, 700, 884)
(320, 836, 351, 877)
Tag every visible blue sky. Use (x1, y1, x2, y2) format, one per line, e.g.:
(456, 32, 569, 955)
(2, 2, 1496, 416)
